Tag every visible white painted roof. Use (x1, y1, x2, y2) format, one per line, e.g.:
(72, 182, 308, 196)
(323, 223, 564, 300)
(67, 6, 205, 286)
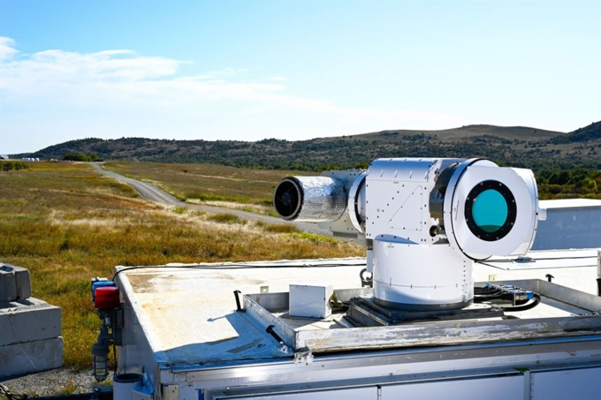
(115, 254, 600, 369)
(116, 259, 366, 367)
(540, 198, 601, 209)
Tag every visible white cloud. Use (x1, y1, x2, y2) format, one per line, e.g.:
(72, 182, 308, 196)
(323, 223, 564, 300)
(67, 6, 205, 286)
(0, 37, 18, 61)
(0, 37, 468, 153)
(205, 67, 247, 77)
(1, 46, 180, 90)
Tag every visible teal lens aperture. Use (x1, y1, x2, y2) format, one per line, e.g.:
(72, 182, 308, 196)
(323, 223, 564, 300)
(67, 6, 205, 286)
(471, 189, 508, 233)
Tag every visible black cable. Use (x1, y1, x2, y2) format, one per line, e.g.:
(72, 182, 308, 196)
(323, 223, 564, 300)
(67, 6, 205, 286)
(474, 282, 542, 312)
(476, 255, 596, 269)
(497, 255, 595, 262)
(113, 342, 118, 377)
(112, 261, 366, 281)
(474, 289, 503, 296)
(474, 286, 505, 298)
(474, 293, 504, 300)
(502, 293, 541, 312)
(474, 292, 541, 312)
(359, 268, 373, 288)
(474, 286, 504, 294)
(475, 260, 502, 269)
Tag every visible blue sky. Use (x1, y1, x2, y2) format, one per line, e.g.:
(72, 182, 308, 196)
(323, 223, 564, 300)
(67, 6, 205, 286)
(0, 0, 599, 154)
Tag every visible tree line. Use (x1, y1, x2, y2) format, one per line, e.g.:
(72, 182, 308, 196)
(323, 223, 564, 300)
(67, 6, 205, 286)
(537, 168, 601, 199)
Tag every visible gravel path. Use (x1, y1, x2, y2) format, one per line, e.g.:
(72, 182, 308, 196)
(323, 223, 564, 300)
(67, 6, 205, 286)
(1, 368, 110, 396)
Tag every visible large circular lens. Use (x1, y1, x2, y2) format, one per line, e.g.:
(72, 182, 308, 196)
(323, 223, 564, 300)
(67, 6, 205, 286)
(273, 178, 302, 220)
(464, 180, 517, 241)
(472, 189, 508, 233)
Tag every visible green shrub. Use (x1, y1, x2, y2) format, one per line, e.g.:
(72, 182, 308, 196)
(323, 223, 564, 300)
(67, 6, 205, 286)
(1, 161, 30, 171)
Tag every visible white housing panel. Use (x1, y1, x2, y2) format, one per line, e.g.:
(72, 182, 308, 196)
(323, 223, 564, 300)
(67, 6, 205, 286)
(373, 238, 473, 308)
(365, 158, 443, 243)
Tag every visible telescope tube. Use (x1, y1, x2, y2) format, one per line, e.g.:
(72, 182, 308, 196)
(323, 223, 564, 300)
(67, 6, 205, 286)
(273, 176, 347, 222)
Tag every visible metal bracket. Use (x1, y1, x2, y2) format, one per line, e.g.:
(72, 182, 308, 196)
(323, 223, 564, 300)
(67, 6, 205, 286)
(294, 348, 314, 366)
(112, 308, 124, 346)
(162, 384, 179, 400)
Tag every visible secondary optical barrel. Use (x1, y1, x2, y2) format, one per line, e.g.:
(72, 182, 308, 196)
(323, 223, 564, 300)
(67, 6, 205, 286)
(273, 176, 348, 222)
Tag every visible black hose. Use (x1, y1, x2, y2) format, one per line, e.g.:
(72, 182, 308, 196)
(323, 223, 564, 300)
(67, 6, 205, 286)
(474, 286, 504, 298)
(0, 384, 28, 400)
(360, 268, 373, 288)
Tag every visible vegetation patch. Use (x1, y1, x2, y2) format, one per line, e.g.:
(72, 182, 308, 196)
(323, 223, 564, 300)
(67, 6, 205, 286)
(63, 152, 99, 162)
(1, 161, 30, 171)
(537, 168, 601, 199)
(186, 192, 253, 204)
(256, 221, 300, 233)
(287, 232, 337, 244)
(236, 205, 256, 213)
(207, 213, 247, 225)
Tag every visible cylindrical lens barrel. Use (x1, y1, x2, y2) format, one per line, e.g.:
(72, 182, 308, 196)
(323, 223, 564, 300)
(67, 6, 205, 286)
(273, 176, 347, 222)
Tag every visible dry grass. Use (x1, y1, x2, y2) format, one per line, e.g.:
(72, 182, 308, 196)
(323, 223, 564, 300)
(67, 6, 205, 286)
(187, 198, 276, 216)
(102, 161, 312, 205)
(0, 162, 363, 371)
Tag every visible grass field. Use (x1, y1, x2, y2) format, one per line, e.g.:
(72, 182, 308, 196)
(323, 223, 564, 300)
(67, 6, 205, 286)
(0, 162, 363, 376)
(102, 161, 311, 205)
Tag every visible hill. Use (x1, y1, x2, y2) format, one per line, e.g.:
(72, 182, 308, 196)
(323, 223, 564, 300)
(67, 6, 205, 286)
(15, 122, 601, 171)
(550, 121, 601, 144)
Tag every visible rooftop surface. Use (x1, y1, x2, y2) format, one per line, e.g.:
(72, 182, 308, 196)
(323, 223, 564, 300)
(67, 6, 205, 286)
(115, 252, 601, 370)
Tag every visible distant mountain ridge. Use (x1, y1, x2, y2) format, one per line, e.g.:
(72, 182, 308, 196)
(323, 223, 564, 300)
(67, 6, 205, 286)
(15, 122, 601, 171)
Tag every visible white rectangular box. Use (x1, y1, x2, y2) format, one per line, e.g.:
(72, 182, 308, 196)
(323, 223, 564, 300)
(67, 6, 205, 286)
(289, 284, 333, 318)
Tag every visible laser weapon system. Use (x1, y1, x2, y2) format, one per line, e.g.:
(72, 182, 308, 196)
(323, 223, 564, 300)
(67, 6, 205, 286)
(274, 158, 547, 310)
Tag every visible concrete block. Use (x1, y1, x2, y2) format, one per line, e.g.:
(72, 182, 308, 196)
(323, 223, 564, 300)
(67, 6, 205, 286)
(0, 265, 16, 302)
(14, 266, 32, 299)
(0, 263, 32, 301)
(0, 337, 64, 380)
(0, 298, 62, 346)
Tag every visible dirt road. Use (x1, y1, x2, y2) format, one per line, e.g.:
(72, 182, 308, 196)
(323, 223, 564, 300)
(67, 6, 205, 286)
(91, 163, 182, 206)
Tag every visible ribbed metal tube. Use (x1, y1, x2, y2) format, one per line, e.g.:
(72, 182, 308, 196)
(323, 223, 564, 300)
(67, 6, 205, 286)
(273, 176, 348, 222)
